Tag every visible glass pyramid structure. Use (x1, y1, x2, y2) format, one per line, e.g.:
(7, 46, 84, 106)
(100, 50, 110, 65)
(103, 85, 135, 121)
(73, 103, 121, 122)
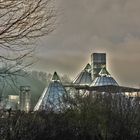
(34, 72, 67, 111)
(90, 67, 118, 87)
(73, 64, 92, 85)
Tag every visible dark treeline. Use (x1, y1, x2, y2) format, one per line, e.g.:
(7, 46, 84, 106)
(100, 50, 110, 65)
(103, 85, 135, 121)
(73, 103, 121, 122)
(0, 93, 140, 140)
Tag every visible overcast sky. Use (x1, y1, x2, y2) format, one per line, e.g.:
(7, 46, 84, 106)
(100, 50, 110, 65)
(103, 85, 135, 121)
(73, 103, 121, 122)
(33, 0, 140, 87)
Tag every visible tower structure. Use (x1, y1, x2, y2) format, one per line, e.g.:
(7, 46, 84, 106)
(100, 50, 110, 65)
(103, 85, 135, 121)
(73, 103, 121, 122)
(20, 86, 31, 113)
(91, 53, 106, 80)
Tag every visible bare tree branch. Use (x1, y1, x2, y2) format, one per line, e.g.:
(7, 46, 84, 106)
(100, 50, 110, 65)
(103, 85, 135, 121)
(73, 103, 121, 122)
(0, 0, 56, 97)
(0, 0, 56, 71)
(0, 0, 56, 48)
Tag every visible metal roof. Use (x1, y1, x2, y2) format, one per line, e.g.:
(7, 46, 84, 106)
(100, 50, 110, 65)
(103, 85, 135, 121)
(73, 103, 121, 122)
(73, 64, 92, 85)
(89, 85, 140, 93)
(64, 84, 140, 93)
(34, 72, 67, 111)
(90, 67, 118, 87)
(91, 76, 119, 87)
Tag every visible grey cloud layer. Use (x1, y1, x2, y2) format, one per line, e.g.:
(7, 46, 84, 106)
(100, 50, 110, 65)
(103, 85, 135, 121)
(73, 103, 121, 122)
(34, 0, 140, 87)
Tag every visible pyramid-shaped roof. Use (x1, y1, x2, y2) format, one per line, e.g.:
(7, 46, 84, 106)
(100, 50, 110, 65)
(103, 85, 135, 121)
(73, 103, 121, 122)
(90, 67, 118, 87)
(52, 71, 60, 81)
(99, 67, 110, 76)
(85, 63, 91, 72)
(34, 72, 67, 111)
(73, 64, 92, 85)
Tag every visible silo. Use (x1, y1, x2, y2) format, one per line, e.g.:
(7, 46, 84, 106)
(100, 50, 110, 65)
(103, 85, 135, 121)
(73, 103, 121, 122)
(19, 86, 31, 113)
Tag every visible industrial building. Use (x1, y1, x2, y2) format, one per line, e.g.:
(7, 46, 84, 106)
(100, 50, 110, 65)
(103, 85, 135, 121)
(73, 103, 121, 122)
(34, 53, 140, 112)
(6, 95, 19, 110)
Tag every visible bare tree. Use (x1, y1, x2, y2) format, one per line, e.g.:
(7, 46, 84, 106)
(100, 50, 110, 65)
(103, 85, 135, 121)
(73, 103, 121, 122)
(0, 0, 55, 47)
(0, 0, 56, 99)
(0, 0, 55, 69)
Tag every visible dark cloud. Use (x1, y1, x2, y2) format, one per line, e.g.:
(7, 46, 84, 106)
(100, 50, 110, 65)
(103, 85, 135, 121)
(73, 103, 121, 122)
(33, 0, 140, 87)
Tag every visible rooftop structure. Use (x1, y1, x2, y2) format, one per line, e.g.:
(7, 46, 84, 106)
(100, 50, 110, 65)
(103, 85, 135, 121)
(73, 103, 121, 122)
(34, 52, 140, 112)
(91, 53, 106, 80)
(73, 64, 92, 86)
(90, 67, 118, 87)
(34, 72, 67, 111)
(64, 53, 140, 94)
